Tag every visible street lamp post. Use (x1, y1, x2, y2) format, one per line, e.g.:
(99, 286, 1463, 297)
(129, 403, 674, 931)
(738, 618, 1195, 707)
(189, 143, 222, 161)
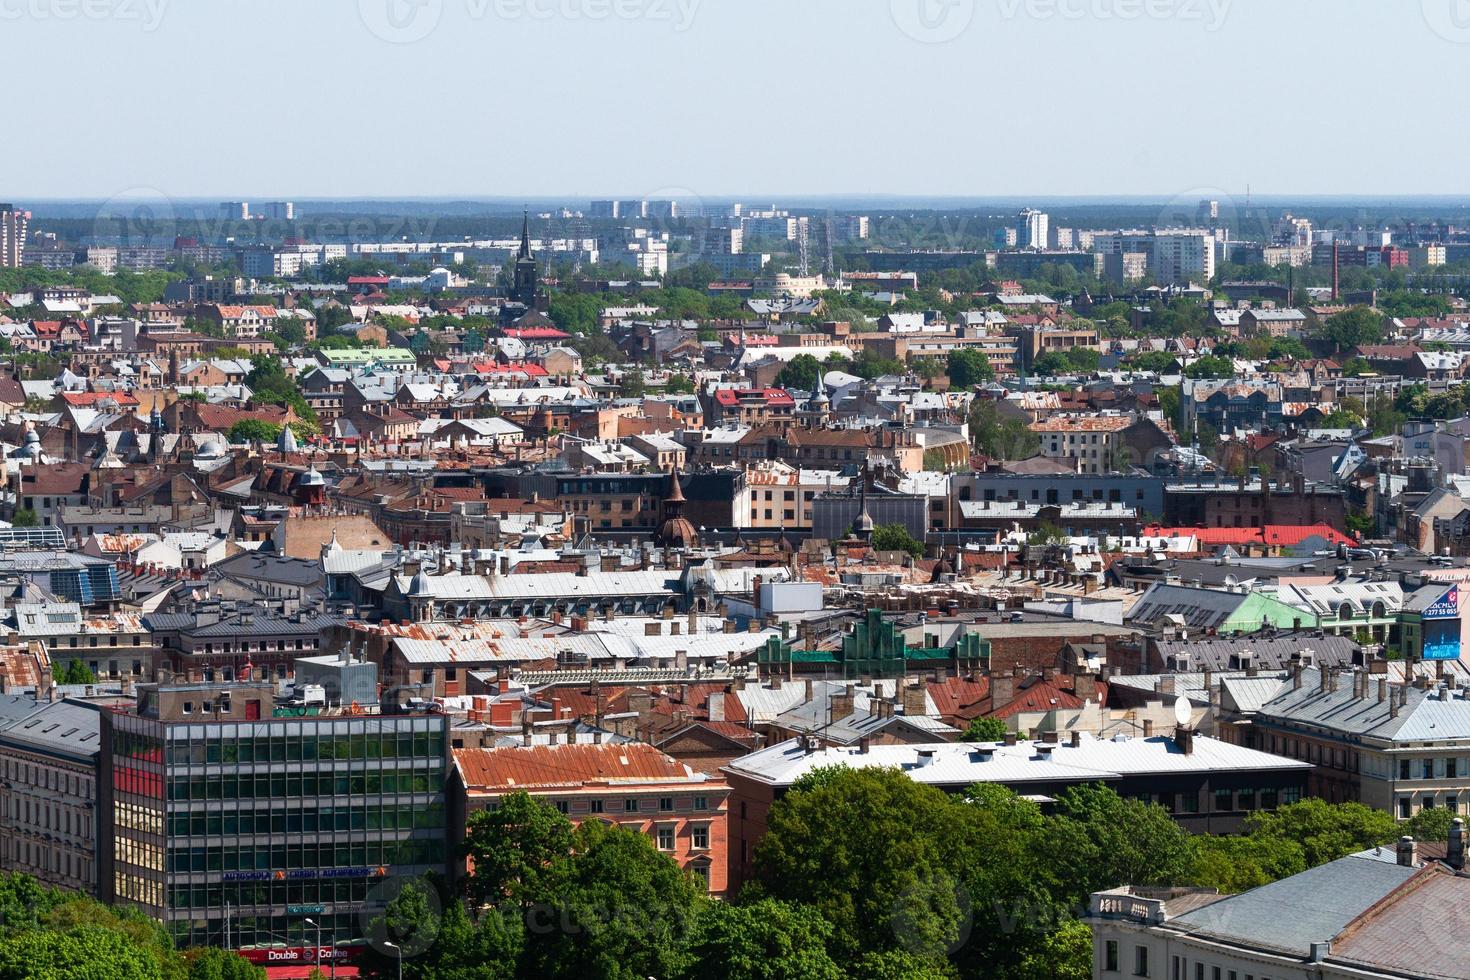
(383, 941, 402, 980)
(304, 919, 321, 976)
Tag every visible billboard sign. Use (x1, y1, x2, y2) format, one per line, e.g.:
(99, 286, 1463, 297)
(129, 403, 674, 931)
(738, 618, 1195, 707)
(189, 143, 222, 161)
(1424, 585, 1460, 621)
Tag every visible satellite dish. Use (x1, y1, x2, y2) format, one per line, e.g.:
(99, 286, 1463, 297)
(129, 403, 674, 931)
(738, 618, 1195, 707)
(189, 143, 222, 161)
(1173, 696, 1192, 729)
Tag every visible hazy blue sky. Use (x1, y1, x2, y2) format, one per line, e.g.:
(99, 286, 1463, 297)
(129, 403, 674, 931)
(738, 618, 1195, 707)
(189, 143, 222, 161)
(12, 0, 1470, 199)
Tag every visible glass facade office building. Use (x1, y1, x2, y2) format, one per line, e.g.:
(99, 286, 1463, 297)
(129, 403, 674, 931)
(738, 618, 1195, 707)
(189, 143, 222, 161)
(100, 708, 448, 952)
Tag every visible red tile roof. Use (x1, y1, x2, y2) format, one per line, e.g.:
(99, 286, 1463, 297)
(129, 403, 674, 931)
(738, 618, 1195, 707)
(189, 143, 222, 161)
(1142, 524, 1356, 548)
(503, 327, 570, 340)
(713, 388, 797, 408)
(454, 742, 705, 792)
(60, 391, 140, 408)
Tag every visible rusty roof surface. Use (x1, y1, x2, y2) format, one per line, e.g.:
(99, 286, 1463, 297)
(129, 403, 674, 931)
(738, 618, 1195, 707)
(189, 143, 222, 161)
(455, 742, 723, 792)
(1328, 865, 1470, 977)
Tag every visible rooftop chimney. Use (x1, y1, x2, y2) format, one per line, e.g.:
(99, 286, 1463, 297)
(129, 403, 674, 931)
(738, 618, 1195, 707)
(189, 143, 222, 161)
(1449, 818, 1466, 872)
(1396, 835, 1418, 868)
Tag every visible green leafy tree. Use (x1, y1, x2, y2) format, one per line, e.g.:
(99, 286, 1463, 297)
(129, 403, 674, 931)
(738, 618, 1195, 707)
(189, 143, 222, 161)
(618, 369, 647, 399)
(1322, 306, 1385, 353)
(910, 356, 943, 387)
(56, 659, 97, 685)
(1404, 805, 1458, 844)
(1241, 799, 1397, 868)
(959, 717, 1009, 743)
(968, 401, 1040, 461)
(1183, 355, 1235, 380)
(1046, 785, 1195, 907)
(9, 509, 38, 528)
(228, 419, 282, 444)
(1189, 834, 1306, 894)
(1032, 348, 1099, 376)
(186, 947, 265, 980)
(0, 873, 65, 939)
(1014, 919, 1092, 980)
(777, 354, 823, 392)
(461, 791, 575, 910)
(851, 348, 906, 380)
(850, 949, 957, 980)
(521, 820, 701, 980)
(946, 348, 995, 389)
(1027, 522, 1068, 546)
(871, 523, 923, 558)
(687, 899, 844, 980)
(1126, 350, 1177, 373)
(270, 318, 308, 348)
(0, 926, 162, 980)
(754, 767, 975, 962)
(245, 355, 316, 423)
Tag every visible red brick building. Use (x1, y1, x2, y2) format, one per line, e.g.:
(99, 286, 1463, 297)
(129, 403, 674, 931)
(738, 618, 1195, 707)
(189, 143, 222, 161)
(452, 742, 731, 896)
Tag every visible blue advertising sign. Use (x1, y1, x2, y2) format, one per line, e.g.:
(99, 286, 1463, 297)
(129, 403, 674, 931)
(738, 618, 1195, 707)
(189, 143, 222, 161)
(1424, 585, 1460, 621)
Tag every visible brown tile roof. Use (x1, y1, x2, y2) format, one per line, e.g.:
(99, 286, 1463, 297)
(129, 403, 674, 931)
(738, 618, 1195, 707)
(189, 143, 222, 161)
(454, 742, 708, 792)
(191, 402, 293, 431)
(1028, 416, 1132, 433)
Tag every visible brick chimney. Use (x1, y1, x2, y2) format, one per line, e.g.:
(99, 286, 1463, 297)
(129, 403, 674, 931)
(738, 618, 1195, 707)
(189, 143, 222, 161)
(902, 678, 928, 716)
(831, 684, 855, 722)
(990, 671, 1015, 708)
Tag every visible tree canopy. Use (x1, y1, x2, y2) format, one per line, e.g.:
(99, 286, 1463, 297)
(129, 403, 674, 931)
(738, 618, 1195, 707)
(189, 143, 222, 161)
(776, 353, 823, 393)
(946, 348, 995, 389)
(871, 523, 924, 558)
(1321, 306, 1385, 352)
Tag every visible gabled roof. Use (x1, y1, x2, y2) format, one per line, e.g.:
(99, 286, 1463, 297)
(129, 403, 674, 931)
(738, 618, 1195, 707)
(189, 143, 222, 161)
(1169, 853, 1419, 958)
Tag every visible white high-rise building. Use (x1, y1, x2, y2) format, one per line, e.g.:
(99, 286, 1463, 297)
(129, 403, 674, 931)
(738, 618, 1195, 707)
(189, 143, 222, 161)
(1092, 229, 1216, 285)
(1151, 229, 1216, 284)
(0, 205, 29, 268)
(1017, 208, 1049, 250)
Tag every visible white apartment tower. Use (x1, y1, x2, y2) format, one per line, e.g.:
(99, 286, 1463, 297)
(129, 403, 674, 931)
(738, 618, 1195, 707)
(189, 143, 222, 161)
(0, 205, 28, 268)
(1018, 208, 1049, 250)
(1152, 229, 1216, 284)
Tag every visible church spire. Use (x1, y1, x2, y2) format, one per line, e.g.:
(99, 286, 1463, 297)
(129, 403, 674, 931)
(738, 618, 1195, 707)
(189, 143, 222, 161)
(519, 208, 532, 259)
